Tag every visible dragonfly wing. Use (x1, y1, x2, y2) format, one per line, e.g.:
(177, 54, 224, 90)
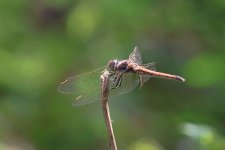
(141, 62, 156, 71)
(58, 66, 105, 106)
(129, 46, 142, 65)
(139, 62, 156, 85)
(108, 73, 139, 98)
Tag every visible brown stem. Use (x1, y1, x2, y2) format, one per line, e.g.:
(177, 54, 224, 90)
(101, 71, 117, 150)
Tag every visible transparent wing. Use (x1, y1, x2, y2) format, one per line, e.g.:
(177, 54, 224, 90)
(58, 67, 105, 106)
(129, 46, 142, 64)
(141, 62, 156, 71)
(139, 62, 156, 85)
(109, 73, 139, 97)
(58, 67, 141, 106)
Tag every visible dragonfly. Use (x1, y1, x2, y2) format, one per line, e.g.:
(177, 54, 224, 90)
(58, 47, 185, 106)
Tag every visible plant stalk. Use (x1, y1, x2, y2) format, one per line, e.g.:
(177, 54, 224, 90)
(100, 71, 117, 150)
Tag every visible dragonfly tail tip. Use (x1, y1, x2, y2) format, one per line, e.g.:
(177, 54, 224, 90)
(176, 76, 186, 82)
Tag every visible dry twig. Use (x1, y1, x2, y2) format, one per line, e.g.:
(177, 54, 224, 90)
(100, 71, 117, 150)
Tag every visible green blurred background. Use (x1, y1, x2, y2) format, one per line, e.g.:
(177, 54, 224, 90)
(1, 0, 225, 150)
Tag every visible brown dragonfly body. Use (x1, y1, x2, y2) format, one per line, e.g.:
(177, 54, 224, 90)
(106, 47, 185, 89)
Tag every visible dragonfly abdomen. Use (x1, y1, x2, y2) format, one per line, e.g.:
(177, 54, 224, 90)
(137, 67, 185, 82)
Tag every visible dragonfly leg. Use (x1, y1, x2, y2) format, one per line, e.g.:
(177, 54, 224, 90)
(116, 76, 123, 88)
(108, 72, 116, 82)
(113, 67, 129, 82)
(110, 68, 128, 89)
(111, 73, 123, 89)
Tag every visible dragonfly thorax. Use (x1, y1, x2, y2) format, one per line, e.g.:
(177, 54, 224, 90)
(107, 59, 130, 72)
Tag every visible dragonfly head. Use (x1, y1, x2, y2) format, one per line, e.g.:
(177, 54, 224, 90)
(107, 59, 118, 71)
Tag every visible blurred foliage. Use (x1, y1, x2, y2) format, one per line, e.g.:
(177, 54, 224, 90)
(0, 0, 225, 150)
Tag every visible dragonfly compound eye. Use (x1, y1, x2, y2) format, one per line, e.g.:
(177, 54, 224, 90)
(107, 60, 117, 71)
